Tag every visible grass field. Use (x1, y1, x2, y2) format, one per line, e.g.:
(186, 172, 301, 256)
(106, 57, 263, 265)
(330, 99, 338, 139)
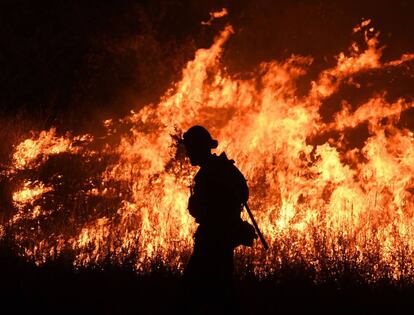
(1, 241, 413, 315)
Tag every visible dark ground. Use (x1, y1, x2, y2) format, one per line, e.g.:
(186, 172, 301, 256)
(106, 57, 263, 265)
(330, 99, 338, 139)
(1, 243, 414, 315)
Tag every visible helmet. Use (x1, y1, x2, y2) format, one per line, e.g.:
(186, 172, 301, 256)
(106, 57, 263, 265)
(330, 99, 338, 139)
(180, 125, 218, 149)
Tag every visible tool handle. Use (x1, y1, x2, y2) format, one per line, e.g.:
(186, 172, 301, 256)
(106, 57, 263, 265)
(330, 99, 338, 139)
(244, 203, 269, 250)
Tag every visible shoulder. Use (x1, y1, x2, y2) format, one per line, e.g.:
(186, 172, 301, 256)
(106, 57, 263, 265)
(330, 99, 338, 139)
(212, 153, 247, 183)
(195, 153, 246, 181)
(215, 152, 249, 201)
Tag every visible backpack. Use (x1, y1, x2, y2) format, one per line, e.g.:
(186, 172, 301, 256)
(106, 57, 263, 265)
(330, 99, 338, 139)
(216, 153, 257, 247)
(233, 219, 258, 247)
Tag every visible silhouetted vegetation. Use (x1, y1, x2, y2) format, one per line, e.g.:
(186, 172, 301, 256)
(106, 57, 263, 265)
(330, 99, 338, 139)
(1, 239, 414, 314)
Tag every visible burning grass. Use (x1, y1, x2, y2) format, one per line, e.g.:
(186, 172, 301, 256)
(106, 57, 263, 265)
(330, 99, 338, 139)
(1, 18, 414, 285)
(1, 238, 413, 315)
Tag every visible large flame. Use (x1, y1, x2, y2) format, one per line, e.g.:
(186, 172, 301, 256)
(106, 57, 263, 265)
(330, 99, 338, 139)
(3, 19, 414, 282)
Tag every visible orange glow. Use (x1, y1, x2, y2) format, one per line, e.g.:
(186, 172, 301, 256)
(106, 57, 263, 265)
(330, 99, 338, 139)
(3, 19, 414, 282)
(201, 8, 228, 25)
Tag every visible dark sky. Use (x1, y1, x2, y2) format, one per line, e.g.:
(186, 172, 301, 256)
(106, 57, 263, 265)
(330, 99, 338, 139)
(1, 0, 413, 132)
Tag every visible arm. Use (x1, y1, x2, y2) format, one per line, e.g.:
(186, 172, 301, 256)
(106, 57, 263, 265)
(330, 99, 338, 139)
(187, 177, 208, 223)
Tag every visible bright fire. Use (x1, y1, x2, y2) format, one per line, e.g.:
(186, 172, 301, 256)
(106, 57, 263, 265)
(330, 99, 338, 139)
(2, 19, 414, 282)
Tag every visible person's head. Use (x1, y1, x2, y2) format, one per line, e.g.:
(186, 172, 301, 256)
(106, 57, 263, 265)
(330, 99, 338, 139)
(180, 125, 218, 166)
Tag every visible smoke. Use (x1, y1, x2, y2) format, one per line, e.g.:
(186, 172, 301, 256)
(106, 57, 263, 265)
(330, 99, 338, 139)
(1, 0, 414, 280)
(0, 0, 222, 131)
(1, 1, 413, 132)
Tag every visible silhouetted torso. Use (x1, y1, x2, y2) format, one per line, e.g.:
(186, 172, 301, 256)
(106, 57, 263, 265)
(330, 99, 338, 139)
(189, 152, 247, 234)
(183, 152, 248, 312)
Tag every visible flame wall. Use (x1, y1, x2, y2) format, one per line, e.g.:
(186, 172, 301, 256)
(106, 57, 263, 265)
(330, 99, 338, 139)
(2, 19, 414, 282)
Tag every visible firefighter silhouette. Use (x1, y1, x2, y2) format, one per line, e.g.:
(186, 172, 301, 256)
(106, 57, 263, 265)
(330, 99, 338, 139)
(179, 125, 256, 312)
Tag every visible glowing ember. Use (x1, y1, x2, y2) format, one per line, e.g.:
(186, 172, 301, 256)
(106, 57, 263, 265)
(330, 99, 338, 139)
(13, 181, 52, 207)
(13, 128, 74, 170)
(201, 8, 228, 25)
(2, 19, 414, 282)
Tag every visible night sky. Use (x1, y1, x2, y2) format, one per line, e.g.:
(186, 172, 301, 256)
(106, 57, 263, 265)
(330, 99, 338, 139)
(1, 0, 413, 132)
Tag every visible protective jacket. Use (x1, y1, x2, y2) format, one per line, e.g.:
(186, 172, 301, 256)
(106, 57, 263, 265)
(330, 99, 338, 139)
(188, 152, 253, 247)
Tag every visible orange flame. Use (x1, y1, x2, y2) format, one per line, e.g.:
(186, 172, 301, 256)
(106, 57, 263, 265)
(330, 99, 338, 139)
(3, 20, 414, 281)
(201, 8, 228, 25)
